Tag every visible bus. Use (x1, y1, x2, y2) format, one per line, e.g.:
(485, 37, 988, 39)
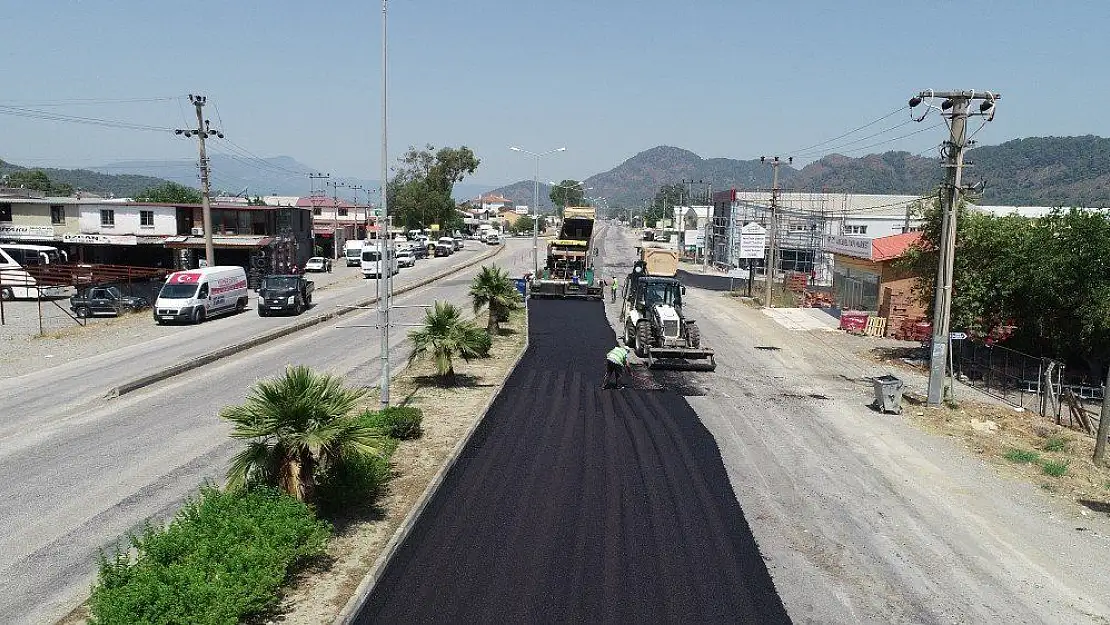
(0, 246, 67, 300)
(0, 243, 68, 266)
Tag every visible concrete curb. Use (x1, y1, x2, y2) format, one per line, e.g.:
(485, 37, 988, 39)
(105, 244, 508, 398)
(331, 306, 532, 625)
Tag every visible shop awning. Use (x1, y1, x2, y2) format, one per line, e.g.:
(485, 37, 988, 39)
(164, 235, 273, 249)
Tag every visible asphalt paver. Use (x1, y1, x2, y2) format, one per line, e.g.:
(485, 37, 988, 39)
(357, 299, 790, 624)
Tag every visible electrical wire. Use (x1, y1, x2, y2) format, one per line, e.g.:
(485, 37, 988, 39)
(0, 96, 184, 107)
(785, 105, 908, 155)
(792, 119, 917, 159)
(0, 104, 175, 132)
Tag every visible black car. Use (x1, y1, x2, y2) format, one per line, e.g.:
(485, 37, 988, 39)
(257, 274, 314, 316)
(411, 245, 428, 260)
(434, 244, 452, 257)
(70, 286, 149, 318)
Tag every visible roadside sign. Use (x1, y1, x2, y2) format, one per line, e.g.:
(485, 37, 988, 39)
(726, 268, 746, 278)
(738, 222, 767, 259)
(949, 332, 967, 341)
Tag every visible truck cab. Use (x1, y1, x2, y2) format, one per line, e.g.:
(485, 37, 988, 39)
(70, 286, 148, 318)
(257, 274, 314, 316)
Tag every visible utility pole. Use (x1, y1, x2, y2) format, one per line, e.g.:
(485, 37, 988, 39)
(761, 156, 790, 308)
(308, 172, 329, 258)
(379, 0, 391, 408)
(910, 90, 1000, 406)
(1096, 367, 1110, 465)
(328, 179, 346, 259)
(176, 94, 223, 268)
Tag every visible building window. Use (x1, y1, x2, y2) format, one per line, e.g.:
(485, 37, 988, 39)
(140, 210, 155, 227)
(100, 209, 115, 227)
(844, 224, 868, 235)
(312, 207, 322, 216)
(0, 203, 11, 222)
(51, 205, 66, 225)
(338, 208, 349, 217)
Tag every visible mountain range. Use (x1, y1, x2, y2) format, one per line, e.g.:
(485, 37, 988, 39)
(488, 136, 1110, 209)
(5, 136, 1109, 208)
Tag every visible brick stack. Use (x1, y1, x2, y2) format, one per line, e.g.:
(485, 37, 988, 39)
(880, 286, 927, 340)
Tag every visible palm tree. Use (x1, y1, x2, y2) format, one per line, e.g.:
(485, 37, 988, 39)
(408, 301, 491, 383)
(221, 366, 383, 504)
(469, 264, 522, 334)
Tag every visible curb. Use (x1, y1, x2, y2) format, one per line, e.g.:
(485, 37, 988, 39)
(105, 244, 508, 398)
(332, 307, 531, 625)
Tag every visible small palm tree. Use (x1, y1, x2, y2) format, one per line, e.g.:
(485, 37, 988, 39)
(409, 301, 490, 383)
(469, 264, 522, 334)
(221, 366, 383, 504)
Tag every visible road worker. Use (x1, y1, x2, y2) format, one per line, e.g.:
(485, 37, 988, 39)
(610, 276, 619, 303)
(604, 344, 632, 389)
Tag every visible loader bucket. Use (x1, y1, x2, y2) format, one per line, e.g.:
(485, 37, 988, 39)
(645, 347, 717, 371)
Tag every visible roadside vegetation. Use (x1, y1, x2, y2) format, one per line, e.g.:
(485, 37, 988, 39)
(85, 279, 527, 623)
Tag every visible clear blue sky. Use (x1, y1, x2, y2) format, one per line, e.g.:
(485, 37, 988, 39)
(1, 0, 1106, 192)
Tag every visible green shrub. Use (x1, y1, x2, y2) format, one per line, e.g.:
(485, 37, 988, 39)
(1003, 448, 1040, 464)
(1042, 435, 1070, 452)
(90, 486, 330, 625)
(317, 437, 398, 514)
(1042, 460, 1070, 477)
(359, 406, 424, 440)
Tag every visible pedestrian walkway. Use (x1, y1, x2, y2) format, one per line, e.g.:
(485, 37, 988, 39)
(762, 307, 839, 332)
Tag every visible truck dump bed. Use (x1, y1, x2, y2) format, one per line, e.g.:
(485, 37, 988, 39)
(532, 206, 603, 300)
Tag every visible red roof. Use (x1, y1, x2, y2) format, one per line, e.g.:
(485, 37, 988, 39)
(871, 232, 922, 262)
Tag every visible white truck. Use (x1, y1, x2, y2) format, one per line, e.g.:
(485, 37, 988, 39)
(343, 240, 364, 267)
(153, 266, 249, 325)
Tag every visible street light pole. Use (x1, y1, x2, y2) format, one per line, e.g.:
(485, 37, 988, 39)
(378, 0, 391, 408)
(510, 146, 566, 276)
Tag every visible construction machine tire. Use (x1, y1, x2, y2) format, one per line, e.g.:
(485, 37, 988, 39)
(625, 324, 635, 348)
(687, 322, 701, 348)
(635, 321, 651, 358)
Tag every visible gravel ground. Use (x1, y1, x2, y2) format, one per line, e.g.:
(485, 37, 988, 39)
(357, 297, 790, 624)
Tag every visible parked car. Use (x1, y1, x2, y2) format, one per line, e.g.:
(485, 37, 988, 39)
(411, 244, 428, 260)
(396, 249, 416, 268)
(453, 237, 465, 251)
(70, 286, 149, 318)
(437, 236, 456, 254)
(484, 232, 502, 245)
(257, 274, 314, 316)
(434, 242, 453, 257)
(304, 256, 332, 272)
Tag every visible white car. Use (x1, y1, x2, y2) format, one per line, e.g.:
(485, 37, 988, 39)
(304, 257, 331, 272)
(396, 249, 416, 268)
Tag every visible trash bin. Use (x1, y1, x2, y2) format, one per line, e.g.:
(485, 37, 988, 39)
(871, 374, 904, 414)
(514, 278, 528, 300)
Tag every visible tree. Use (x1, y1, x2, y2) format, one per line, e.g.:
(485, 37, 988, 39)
(5, 169, 73, 196)
(646, 183, 686, 227)
(388, 145, 480, 231)
(469, 265, 522, 334)
(549, 179, 586, 211)
(408, 301, 491, 383)
(133, 181, 203, 204)
(221, 366, 384, 504)
(511, 215, 535, 235)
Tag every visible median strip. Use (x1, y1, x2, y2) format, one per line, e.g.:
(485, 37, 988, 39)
(105, 244, 507, 398)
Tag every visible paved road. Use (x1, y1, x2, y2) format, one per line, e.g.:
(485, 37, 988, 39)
(0, 243, 503, 438)
(0, 241, 532, 625)
(356, 299, 790, 619)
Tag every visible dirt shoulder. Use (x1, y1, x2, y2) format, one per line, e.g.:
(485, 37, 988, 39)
(266, 309, 527, 624)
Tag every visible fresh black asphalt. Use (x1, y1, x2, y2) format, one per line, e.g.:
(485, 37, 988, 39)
(356, 299, 791, 624)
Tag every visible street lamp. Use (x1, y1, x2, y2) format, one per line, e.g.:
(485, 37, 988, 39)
(509, 145, 566, 276)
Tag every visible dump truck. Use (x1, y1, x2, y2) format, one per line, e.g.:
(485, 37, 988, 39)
(531, 206, 603, 300)
(620, 247, 716, 370)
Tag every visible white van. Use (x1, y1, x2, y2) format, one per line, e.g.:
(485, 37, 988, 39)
(361, 246, 399, 278)
(153, 266, 249, 324)
(0, 246, 66, 300)
(0, 244, 68, 265)
(343, 239, 364, 267)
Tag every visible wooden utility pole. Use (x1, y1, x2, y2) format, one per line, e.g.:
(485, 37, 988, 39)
(1096, 367, 1110, 465)
(761, 157, 789, 308)
(910, 90, 1000, 406)
(176, 95, 223, 268)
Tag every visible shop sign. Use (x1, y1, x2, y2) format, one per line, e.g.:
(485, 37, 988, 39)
(738, 222, 767, 259)
(62, 233, 138, 245)
(823, 234, 872, 259)
(0, 224, 55, 239)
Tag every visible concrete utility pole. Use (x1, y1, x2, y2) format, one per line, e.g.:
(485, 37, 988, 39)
(176, 94, 223, 268)
(910, 90, 1000, 406)
(328, 179, 346, 259)
(379, 0, 391, 407)
(761, 156, 789, 308)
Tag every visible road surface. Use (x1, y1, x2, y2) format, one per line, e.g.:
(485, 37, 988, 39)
(356, 299, 790, 621)
(0, 241, 532, 625)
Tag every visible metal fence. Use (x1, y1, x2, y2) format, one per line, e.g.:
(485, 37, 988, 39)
(950, 340, 1064, 418)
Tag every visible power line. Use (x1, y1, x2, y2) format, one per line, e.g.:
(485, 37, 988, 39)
(793, 118, 917, 159)
(0, 104, 175, 132)
(786, 105, 908, 154)
(0, 96, 184, 107)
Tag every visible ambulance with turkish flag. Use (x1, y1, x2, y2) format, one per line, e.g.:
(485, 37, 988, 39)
(153, 266, 249, 325)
